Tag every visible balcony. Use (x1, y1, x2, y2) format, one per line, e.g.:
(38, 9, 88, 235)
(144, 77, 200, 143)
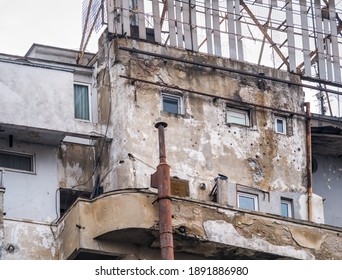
(58, 190, 342, 260)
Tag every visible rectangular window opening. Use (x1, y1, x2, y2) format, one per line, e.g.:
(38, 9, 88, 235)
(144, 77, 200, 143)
(0, 150, 34, 173)
(227, 108, 250, 126)
(275, 116, 286, 134)
(238, 192, 258, 211)
(74, 84, 91, 121)
(281, 198, 293, 218)
(162, 93, 183, 114)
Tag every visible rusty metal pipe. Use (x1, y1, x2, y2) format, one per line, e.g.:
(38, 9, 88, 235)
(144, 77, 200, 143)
(155, 122, 174, 260)
(305, 102, 313, 222)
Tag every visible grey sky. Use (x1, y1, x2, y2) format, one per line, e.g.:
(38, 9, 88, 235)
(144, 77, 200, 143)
(0, 0, 98, 56)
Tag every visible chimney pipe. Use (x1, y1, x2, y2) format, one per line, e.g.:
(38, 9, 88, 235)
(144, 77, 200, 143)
(154, 122, 174, 260)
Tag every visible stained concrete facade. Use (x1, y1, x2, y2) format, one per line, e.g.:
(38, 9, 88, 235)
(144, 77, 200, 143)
(97, 37, 311, 217)
(0, 34, 341, 259)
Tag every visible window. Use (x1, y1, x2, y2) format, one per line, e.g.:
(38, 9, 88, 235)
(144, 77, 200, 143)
(227, 108, 250, 126)
(281, 199, 293, 218)
(238, 192, 258, 211)
(0, 150, 34, 173)
(161, 93, 183, 114)
(275, 116, 286, 134)
(74, 84, 91, 121)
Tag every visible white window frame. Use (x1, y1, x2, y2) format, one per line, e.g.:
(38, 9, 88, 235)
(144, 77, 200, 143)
(280, 199, 293, 218)
(74, 83, 92, 122)
(161, 92, 183, 115)
(0, 150, 35, 174)
(227, 108, 250, 126)
(275, 116, 287, 134)
(237, 192, 258, 211)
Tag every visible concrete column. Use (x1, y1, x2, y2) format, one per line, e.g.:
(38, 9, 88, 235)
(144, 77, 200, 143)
(216, 176, 229, 205)
(0, 186, 5, 260)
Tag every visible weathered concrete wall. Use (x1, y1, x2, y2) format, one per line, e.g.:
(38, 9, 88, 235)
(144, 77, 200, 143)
(57, 143, 95, 191)
(58, 192, 342, 260)
(0, 60, 102, 136)
(313, 155, 342, 227)
(0, 139, 58, 222)
(97, 38, 307, 218)
(2, 219, 57, 260)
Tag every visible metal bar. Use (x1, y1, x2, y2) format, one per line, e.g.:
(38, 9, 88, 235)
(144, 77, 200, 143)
(79, 5, 102, 64)
(190, 0, 198, 51)
(138, 0, 146, 39)
(168, 0, 177, 47)
(160, 1, 168, 28)
(240, 0, 290, 71)
(299, 0, 311, 76)
(324, 18, 333, 81)
(107, 0, 115, 33)
(329, 0, 341, 82)
(305, 102, 313, 223)
(152, 0, 162, 43)
(114, 0, 123, 35)
(314, 0, 326, 80)
(235, 0, 244, 61)
(78, 0, 93, 63)
(212, 0, 222, 56)
(198, 17, 226, 50)
(155, 122, 174, 260)
(258, 6, 272, 65)
(175, 0, 184, 48)
(122, 0, 131, 36)
(227, 0, 237, 59)
(286, 0, 296, 72)
(183, 0, 192, 50)
(205, 0, 213, 54)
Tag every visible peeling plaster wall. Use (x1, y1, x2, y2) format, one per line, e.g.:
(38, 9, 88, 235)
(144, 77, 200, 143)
(3, 219, 57, 260)
(313, 155, 342, 227)
(97, 38, 307, 217)
(58, 193, 342, 260)
(57, 143, 95, 191)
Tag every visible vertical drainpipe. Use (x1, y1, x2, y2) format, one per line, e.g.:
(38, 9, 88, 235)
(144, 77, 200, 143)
(305, 102, 313, 222)
(155, 122, 174, 260)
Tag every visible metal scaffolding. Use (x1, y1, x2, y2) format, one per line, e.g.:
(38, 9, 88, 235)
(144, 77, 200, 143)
(103, 0, 342, 116)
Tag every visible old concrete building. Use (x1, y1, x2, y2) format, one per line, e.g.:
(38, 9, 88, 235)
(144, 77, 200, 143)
(0, 0, 342, 259)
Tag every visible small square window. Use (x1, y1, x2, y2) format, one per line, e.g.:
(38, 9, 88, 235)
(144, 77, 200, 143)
(238, 192, 258, 211)
(0, 150, 35, 173)
(227, 108, 250, 126)
(281, 199, 293, 218)
(162, 93, 183, 114)
(74, 84, 91, 121)
(275, 117, 286, 134)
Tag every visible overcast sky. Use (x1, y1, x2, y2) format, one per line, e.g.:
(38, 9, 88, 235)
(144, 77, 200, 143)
(0, 0, 99, 56)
